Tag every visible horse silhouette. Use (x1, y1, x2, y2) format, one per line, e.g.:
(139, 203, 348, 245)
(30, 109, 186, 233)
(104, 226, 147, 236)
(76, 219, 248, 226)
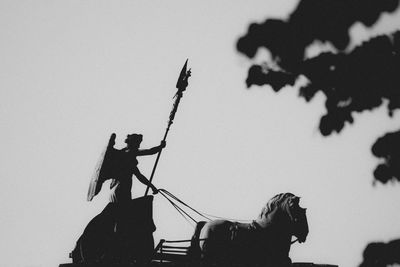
(189, 193, 308, 267)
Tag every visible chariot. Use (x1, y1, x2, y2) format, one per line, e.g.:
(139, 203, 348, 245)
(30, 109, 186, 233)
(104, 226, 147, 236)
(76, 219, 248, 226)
(60, 193, 337, 267)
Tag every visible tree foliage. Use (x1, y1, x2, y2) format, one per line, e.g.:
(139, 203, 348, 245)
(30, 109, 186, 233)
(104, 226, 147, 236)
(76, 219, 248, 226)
(237, 0, 400, 184)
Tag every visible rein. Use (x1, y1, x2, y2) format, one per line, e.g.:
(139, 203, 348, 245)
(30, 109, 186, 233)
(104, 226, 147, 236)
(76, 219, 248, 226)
(158, 189, 211, 226)
(158, 189, 251, 226)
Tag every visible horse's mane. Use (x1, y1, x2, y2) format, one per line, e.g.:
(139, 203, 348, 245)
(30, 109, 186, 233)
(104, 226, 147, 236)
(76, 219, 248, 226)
(258, 192, 295, 220)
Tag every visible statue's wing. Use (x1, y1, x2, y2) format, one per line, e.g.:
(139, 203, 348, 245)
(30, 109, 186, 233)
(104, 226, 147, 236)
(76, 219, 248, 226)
(87, 134, 116, 201)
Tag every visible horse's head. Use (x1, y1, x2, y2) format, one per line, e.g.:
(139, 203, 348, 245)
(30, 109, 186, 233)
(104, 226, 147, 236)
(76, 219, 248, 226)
(257, 193, 309, 243)
(286, 195, 308, 243)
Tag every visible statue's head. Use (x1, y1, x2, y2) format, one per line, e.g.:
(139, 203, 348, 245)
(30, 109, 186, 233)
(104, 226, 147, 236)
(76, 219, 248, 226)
(125, 133, 143, 148)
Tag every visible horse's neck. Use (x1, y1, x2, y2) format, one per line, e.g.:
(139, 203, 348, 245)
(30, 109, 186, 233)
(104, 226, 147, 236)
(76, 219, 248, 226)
(255, 208, 291, 232)
(256, 208, 277, 228)
(256, 209, 293, 249)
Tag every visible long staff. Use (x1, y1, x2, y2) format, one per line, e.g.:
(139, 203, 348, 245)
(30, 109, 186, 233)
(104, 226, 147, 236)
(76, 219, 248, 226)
(145, 60, 191, 196)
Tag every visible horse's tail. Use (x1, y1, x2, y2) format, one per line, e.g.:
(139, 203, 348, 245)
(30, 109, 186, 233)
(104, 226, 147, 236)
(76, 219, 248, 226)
(187, 221, 207, 261)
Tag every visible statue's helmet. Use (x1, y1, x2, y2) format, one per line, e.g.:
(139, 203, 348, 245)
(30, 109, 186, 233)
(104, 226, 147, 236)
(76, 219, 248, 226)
(125, 133, 143, 146)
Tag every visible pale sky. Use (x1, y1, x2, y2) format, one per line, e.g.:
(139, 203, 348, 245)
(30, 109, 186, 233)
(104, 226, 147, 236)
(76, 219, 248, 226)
(1, 1, 400, 267)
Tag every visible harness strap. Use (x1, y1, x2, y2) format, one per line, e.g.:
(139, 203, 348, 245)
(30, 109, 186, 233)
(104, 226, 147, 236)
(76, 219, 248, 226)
(159, 189, 211, 221)
(158, 188, 251, 227)
(250, 221, 262, 231)
(159, 190, 198, 226)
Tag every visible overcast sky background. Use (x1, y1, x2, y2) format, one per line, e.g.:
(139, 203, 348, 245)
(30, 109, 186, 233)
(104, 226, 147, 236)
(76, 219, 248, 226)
(1, 1, 400, 267)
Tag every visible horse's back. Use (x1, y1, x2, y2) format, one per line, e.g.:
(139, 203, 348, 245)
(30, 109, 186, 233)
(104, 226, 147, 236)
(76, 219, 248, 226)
(199, 220, 232, 241)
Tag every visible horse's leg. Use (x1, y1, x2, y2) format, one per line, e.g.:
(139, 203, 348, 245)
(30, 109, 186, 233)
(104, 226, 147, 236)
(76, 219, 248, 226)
(188, 221, 207, 267)
(264, 234, 292, 267)
(199, 220, 232, 267)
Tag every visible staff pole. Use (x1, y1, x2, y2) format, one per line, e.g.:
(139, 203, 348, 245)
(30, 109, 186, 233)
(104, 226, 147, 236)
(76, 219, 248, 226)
(145, 60, 191, 196)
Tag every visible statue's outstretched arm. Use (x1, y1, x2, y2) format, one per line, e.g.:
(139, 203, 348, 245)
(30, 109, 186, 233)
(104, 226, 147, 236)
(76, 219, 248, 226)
(137, 141, 166, 156)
